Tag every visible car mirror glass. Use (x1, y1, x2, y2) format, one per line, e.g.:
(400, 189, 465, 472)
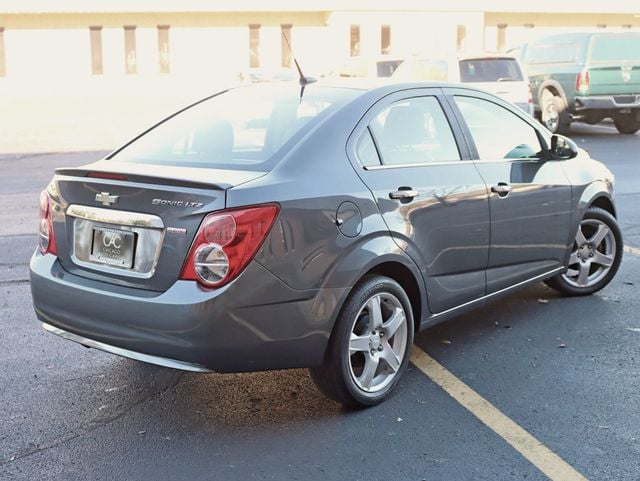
(550, 134, 578, 160)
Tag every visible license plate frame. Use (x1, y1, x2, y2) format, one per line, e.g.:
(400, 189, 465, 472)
(89, 227, 136, 269)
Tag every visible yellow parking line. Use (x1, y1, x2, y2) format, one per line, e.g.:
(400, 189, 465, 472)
(625, 245, 640, 257)
(411, 347, 589, 481)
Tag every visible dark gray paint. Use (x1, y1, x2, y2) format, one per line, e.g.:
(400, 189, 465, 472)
(29, 81, 617, 372)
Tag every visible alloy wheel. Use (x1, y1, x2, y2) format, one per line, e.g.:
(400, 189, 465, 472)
(347, 292, 409, 394)
(562, 218, 616, 288)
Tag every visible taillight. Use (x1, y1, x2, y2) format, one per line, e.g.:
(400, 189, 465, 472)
(38, 190, 57, 255)
(180, 204, 279, 288)
(576, 70, 590, 93)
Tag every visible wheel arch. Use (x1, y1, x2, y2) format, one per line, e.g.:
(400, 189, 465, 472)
(537, 80, 569, 110)
(589, 195, 616, 218)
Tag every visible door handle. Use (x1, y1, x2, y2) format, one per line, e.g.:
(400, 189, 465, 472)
(491, 183, 512, 198)
(389, 189, 419, 200)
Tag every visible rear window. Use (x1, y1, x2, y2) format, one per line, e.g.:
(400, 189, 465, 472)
(527, 43, 577, 64)
(111, 85, 358, 170)
(392, 59, 450, 81)
(459, 58, 524, 82)
(590, 35, 640, 63)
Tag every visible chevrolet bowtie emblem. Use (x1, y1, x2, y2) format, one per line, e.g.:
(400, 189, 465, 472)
(95, 192, 119, 206)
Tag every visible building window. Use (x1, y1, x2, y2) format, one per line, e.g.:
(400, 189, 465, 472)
(381, 25, 391, 54)
(350, 25, 360, 57)
(158, 25, 170, 73)
(0, 27, 5, 77)
(456, 25, 466, 52)
(281, 24, 292, 68)
(89, 26, 103, 75)
(249, 24, 260, 68)
(124, 25, 137, 74)
(497, 24, 507, 52)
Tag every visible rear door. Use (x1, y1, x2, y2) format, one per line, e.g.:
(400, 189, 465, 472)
(348, 88, 490, 314)
(445, 88, 573, 293)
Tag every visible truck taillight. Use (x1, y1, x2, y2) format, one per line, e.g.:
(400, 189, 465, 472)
(576, 70, 590, 93)
(38, 190, 57, 255)
(180, 204, 279, 288)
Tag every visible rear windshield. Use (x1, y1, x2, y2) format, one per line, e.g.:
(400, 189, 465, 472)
(590, 35, 640, 63)
(111, 84, 358, 170)
(459, 58, 524, 82)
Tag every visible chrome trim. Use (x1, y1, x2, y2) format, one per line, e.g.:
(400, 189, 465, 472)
(42, 322, 213, 373)
(67, 204, 164, 228)
(430, 266, 565, 320)
(67, 204, 165, 279)
(365, 159, 470, 170)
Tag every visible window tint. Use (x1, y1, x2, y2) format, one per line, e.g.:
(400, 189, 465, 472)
(454, 96, 543, 160)
(590, 35, 640, 63)
(369, 97, 460, 165)
(357, 129, 381, 167)
(113, 85, 358, 171)
(527, 43, 577, 64)
(459, 58, 523, 82)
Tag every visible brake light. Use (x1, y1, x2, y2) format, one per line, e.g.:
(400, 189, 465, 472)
(87, 172, 129, 181)
(576, 70, 590, 93)
(38, 190, 57, 255)
(180, 204, 279, 287)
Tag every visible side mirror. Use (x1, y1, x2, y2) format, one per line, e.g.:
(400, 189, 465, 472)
(550, 134, 578, 160)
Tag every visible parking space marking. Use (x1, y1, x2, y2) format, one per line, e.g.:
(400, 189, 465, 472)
(625, 245, 640, 257)
(411, 347, 589, 481)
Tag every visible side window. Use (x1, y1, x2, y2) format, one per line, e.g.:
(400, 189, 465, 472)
(454, 96, 543, 160)
(356, 128, 381, 167)
(369, 96, 460, 165)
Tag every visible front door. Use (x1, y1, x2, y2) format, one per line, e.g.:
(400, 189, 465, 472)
(445, 89, 573, 293)
(349, 88, 490, 314)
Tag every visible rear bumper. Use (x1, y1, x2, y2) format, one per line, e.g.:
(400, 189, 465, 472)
(30, 252, 348, 372)
(575, 95, 640, 111)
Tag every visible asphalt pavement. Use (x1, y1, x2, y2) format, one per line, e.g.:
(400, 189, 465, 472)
(0, 125, 638, 481)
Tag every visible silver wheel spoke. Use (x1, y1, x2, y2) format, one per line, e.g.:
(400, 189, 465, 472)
(349, 334, 370, 354)
(382, 308, 405, 338)
(577, 262, 590, 286)
(566, 267, 579, 277)
(575, 227, 588, 246)
(359, 354, 379, 389)
(593, 252, 614, 267)
(367, 295, 383, 330)
(381, 343, 401, 372)
(590, 225, 610, 247)
(568, 251, 579, 264)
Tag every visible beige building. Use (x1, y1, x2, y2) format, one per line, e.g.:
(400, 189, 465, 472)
(1, 0, 639, 152)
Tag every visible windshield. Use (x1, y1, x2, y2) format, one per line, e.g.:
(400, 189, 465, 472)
(590, 35, 640, 63)
(459, 58, 524, 82)
(111, 84, 358, 170)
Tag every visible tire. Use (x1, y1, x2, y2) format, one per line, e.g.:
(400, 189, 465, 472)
(540, 90, 571, 134)
(613, 113, 640, 135)
(309, 275, 414, 408)
(546, 207, 623, 296)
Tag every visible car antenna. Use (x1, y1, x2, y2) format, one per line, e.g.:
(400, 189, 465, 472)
(281, 30, 317, 101)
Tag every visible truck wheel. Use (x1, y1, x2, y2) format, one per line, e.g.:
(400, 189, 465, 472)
(540, 90, 571, 134)
(613, 113, 640, 135)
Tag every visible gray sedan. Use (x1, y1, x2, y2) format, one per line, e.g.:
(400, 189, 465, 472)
(30, 81, 622, 407)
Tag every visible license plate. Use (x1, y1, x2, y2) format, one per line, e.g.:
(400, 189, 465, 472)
(90, 227, 135, 268)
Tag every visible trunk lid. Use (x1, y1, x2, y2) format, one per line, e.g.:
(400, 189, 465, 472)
(50, 160, 266, 291)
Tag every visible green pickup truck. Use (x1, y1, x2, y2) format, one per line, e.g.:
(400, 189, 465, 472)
(511, 32, 640, 134)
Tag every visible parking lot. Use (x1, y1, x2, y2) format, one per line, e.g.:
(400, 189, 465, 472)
(1, 124, 639, 481)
